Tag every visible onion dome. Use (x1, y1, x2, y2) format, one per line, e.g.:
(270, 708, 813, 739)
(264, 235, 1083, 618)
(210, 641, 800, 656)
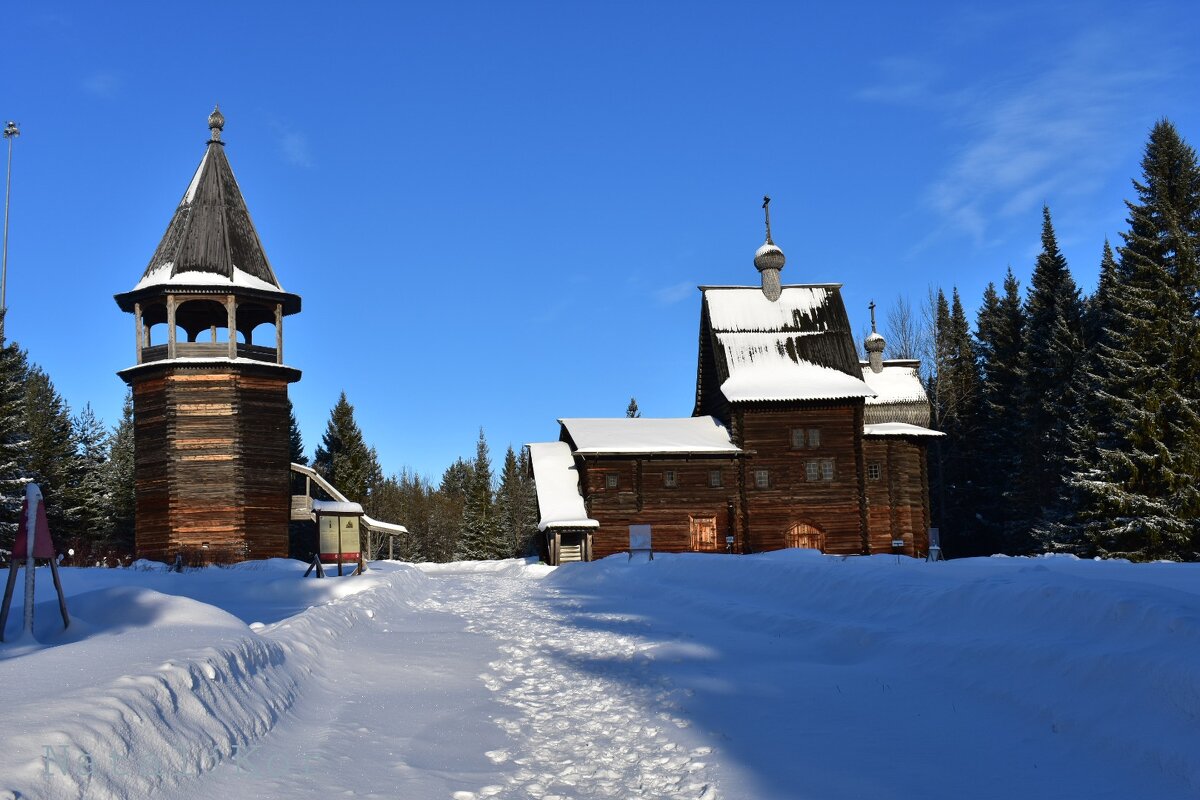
(864, 330, 886, 354)
(208, 104, 225, 142)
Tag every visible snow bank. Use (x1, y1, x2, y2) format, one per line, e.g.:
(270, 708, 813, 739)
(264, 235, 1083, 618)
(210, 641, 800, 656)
(545, 552, 1200, 797)
(0, 561, 431, 800)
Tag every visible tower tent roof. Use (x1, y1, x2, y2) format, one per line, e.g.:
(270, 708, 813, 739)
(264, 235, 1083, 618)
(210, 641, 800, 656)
(130, 112, 284, 294)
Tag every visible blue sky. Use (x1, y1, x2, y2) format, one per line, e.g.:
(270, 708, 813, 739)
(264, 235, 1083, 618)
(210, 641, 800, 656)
(4, 1, 1199, 481)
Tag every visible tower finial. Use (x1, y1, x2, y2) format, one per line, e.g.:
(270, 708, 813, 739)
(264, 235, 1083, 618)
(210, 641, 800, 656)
(208, 104, 225, 143)
(864, 300, 886, 372)
(869, 300, 877, 333)
(763, 195, 773, 244)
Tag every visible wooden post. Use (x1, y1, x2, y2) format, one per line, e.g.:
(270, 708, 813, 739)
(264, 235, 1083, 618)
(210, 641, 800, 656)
(134, 302, 144, 364)
(210, 324, 217, 343)
(275, 303, 283, 364)
(388, 534, 393, 561)
(0, 561, 19, 641)
(167, 295, 177, 359)
(48, 557, 69, 629)
(226, 295, 237, 359)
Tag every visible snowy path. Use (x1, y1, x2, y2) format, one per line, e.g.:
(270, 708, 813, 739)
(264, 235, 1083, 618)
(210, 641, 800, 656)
(419, 565, 720, 800)
(6, 554, 1198, 800)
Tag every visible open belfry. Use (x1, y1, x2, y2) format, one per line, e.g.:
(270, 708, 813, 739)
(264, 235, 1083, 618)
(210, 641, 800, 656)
(114, 108, 301, 561)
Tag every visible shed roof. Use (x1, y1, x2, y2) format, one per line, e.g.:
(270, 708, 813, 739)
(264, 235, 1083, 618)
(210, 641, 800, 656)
(863, 422, 945, 438)
(527, 442, 599, 531)
(559, 416, 742, 455)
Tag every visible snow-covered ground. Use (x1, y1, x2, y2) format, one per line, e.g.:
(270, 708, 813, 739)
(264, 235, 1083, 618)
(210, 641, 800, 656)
(1, 551, 1197, 799)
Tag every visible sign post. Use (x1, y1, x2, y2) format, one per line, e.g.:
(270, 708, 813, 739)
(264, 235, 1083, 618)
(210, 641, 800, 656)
(0, 483, 70, 641)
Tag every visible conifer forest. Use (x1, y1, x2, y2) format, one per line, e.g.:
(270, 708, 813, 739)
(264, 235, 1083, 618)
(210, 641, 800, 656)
(1, 120, 1197, 564)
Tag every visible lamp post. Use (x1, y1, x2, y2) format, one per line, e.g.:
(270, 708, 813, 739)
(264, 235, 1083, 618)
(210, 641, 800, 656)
(2, 121, 20, 314)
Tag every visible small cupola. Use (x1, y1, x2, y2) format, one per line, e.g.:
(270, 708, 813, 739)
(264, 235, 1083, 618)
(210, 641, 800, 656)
(754, 195, 785, 301)
(864, 301, 886, 373)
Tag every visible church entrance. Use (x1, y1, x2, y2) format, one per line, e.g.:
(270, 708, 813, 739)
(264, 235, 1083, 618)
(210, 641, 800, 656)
(785, 522, 824, 551)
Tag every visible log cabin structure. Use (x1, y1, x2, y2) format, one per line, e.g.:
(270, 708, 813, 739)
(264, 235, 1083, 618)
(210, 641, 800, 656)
(529, 198, 942, 564)
(114, 108, 302, 562)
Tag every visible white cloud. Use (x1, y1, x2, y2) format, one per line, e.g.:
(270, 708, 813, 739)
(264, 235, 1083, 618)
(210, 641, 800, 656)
(862, 22, 1182, 251)
(655, 281, 697, 305)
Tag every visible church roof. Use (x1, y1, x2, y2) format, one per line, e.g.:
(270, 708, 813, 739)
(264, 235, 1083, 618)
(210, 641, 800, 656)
(696, 285, 874, 410)
(116, 109, 298, 313)
(860, 360, 933, 426)
(559, 417, 742, 455)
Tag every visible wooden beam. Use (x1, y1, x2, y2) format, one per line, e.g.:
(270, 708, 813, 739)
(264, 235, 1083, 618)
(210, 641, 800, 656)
(135, 302, 144, 364)
(167, 295, 177, 359)
(226, 295, 237, 359)
(275, 303, 283, 364)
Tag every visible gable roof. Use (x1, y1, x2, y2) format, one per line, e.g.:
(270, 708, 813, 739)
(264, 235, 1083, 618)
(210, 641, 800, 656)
(696, 285, 873, 411)
(526, 442, 599, 531)
(559, 416, 742, 455)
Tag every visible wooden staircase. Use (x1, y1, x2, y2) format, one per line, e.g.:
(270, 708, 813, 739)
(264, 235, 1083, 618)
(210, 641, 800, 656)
(558, 542, 584, 563)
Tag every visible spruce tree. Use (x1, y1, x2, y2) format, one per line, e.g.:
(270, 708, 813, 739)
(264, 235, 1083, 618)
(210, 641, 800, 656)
(102, 393, 136, 558)
(495, 445, 521, 559)
(22, 366, 81, 539)
(72, 403, 110, 556)
(1018, 206, 1084, 551)
(973, 270, 1026, 552)
(513, 446, 539, 557)
(1081, 120, 1200, 560)
(0, 319, 27, 548)
(625, 397, 641, 418)
(458, 428, 496, 560)
(928, 288, 982, 553)
(288, 398, 307, 465)
(313, 391, 375, 505)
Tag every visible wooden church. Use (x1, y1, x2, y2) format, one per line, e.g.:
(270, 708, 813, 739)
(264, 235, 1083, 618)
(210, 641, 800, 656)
(114, 108, 301, 562)
(529, 199, 942, 564)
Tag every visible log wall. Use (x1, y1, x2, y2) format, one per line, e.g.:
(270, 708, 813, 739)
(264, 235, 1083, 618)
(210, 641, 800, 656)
(580, 456, 742, 558)
(132, 365, 292, 562)
(733, 402, 870, 555)
(863, 438, 932, 557)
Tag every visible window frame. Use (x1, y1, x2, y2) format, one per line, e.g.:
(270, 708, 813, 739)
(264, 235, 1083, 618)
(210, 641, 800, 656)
(754, 469, 770, 489)
(806, 460, 820, 482)
(867, 462, 881, 481)
(605, 472, 619, 490)
(663, 469, 678, 488)
(709, 469, 722, 488)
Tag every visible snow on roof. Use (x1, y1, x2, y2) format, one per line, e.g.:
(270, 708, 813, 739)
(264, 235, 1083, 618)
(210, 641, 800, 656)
(703, 286, 837, 331)
(183, 147, 210, 204)
(861, 362, 927, 406)
(559, 417, 742, 454)
(312, 499, 364, 514)
(863, 422, 945, 437)
(133, 263, 285, 293)
(717, 332, 875, 402)
(527, 442, 599, 531)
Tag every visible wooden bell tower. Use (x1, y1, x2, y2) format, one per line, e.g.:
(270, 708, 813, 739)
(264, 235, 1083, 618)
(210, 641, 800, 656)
(114, 108, 302, 562)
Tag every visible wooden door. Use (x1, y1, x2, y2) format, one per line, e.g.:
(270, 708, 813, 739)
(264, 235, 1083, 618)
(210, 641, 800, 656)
(689, 516, 718, 551)
(786, 522, 824, 551)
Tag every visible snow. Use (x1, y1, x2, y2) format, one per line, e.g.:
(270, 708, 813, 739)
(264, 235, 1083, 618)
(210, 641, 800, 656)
(860, 361, 927, 404)
(2, 553, 1197, 799)
(703, 286, 836, 331)
(718, 337, 875, 402)
(559, 417, 741, 455)
(132, 264, 284, 294)
(753, 242, 782, 258)
(311, 499, 363, 514)
(183, 148, 210, 204)
(863, 421, 945, 437)
(527, 441, 598, 530)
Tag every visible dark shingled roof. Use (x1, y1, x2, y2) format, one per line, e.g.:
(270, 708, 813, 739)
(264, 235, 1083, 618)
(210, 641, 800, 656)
(140, 137, 281, 289)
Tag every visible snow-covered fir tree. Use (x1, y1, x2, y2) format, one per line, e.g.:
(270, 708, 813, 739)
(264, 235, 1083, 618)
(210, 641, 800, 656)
(458, 428, 496, 560)
(973, 270, 1026, 553)
(1018, 207, 1084, 551)
(313, 391, 379, 506)
(0, 317, 28, 547)
(22, 366, 81, 539)
(1078, 120, 1200, 560)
